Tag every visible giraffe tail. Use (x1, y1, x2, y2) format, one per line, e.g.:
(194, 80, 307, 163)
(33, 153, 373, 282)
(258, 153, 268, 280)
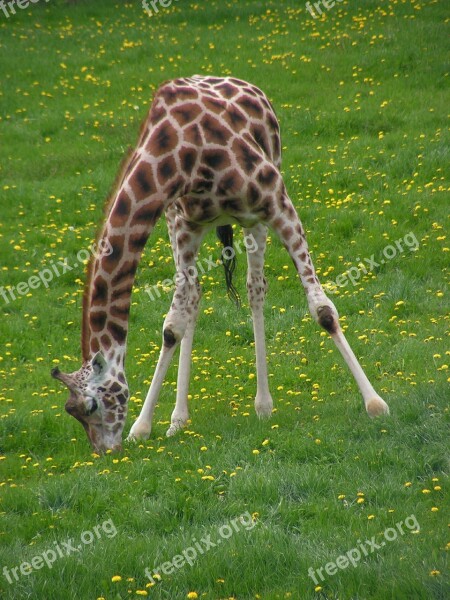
(216, 225, 241, 308)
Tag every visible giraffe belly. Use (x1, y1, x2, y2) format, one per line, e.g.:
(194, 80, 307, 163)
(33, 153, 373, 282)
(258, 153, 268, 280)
(175, 196, 261, 229)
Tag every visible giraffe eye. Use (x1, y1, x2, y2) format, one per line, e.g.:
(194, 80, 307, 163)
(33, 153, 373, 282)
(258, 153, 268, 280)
(85, 398, 98, 416)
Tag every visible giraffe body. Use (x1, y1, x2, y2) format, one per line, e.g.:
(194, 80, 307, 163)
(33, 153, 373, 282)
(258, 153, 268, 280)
(52, 75, 388, 452)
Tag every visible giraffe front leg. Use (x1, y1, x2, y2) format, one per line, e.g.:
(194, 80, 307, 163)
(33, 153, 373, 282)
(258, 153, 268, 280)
(127, 273, 192, 441)
(245, 224, 273, 419)
(127, 339, 178, 441)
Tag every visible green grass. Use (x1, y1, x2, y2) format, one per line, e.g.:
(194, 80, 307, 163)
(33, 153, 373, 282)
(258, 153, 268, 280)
(0, 1, 448, 599)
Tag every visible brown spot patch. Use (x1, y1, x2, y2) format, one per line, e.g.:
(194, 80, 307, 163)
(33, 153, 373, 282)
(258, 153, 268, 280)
(257, 165, 277, 188)
(237, 95, 264, 118)
(282, 226, 294, 240)
(147, 121, 179, 157)
(171, 103, 202, 126)
(130, 166, 155, 201)
(128, 232, 149, 252)
(202, 149, 231, 170)
(216, 82, 238, 98)
(248, 182, 261, 205)
(108, 321, 127, 344)
(220, 198, 241, 213)
(224, 105, 246, 130)
(102, 235, 124, 274)
(174, 87, 199, 101)
(179, 146, 197, 174)
(150, 104, 167, 125)
(131, 200, 164, 226)
(90, 311, 107, 332)
(217, 169, 244, 196)
(232, 139, 261, 174)
(201, 115, 230, 144)
(101, 334, 112, 350)
(92, 276, 108, 304)
(204, 98, 227, 114)
(111, 261, 137, 286)
(158, 156, 177, 184)
(184, 123, 202, 146)
(256, 200, 274, 221)
(110, 304, 130, 319)
(252, 126, 270, 157)
(110, 192, 131, 227)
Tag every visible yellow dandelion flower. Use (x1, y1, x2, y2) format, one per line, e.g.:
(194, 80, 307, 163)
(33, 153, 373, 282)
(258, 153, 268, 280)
(315, 586, 322, 592)
(431, 507, 439, 512)
(252, 449, 260, 455)
(136, 591, 148, 596)
(187, 593, 198, 599)
(368, 514, 375, 520)
(430, 570, 440, 576)
(404, 482, 412, 487)
(111, 575, 122, 582)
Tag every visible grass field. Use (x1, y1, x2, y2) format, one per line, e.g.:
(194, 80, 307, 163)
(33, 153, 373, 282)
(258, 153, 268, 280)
(0, 0, 448, 599)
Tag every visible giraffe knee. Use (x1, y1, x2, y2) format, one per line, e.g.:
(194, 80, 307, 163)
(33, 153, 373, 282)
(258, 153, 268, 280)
(317, 305, 338, 334)
(163, 328, 178, 348)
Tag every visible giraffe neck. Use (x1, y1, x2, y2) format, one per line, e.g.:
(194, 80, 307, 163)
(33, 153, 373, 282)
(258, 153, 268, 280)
(81, 173, 165, 364)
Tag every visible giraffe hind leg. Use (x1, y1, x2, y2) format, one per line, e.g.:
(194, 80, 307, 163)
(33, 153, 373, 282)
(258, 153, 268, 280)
(268, 187, 389, 417)
(245, 224, 273, 418)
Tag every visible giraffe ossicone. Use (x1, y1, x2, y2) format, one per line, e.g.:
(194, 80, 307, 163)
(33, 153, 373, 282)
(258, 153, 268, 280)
(51, 75, 389, 453)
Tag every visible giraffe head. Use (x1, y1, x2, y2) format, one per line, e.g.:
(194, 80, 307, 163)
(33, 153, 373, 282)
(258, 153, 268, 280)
(51, 353, 129, 453)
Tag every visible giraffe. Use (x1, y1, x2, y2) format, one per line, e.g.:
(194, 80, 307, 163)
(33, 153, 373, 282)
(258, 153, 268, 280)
(51, 75, 389, 453)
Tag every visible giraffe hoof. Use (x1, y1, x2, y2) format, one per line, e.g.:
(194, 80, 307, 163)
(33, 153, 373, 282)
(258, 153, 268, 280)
(166, 420, 186, 437)
(366, 396, 390, 417)
(127, 421, 151, 442)
(255, 394, 273, 419)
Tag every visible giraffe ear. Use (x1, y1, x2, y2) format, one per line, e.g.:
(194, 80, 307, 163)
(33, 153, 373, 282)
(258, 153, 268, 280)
(91, 352, 107, 377)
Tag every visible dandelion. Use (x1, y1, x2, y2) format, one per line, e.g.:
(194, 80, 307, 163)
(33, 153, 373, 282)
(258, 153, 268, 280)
(187, 593, 198, 599)
(111, 575, 122, 582)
